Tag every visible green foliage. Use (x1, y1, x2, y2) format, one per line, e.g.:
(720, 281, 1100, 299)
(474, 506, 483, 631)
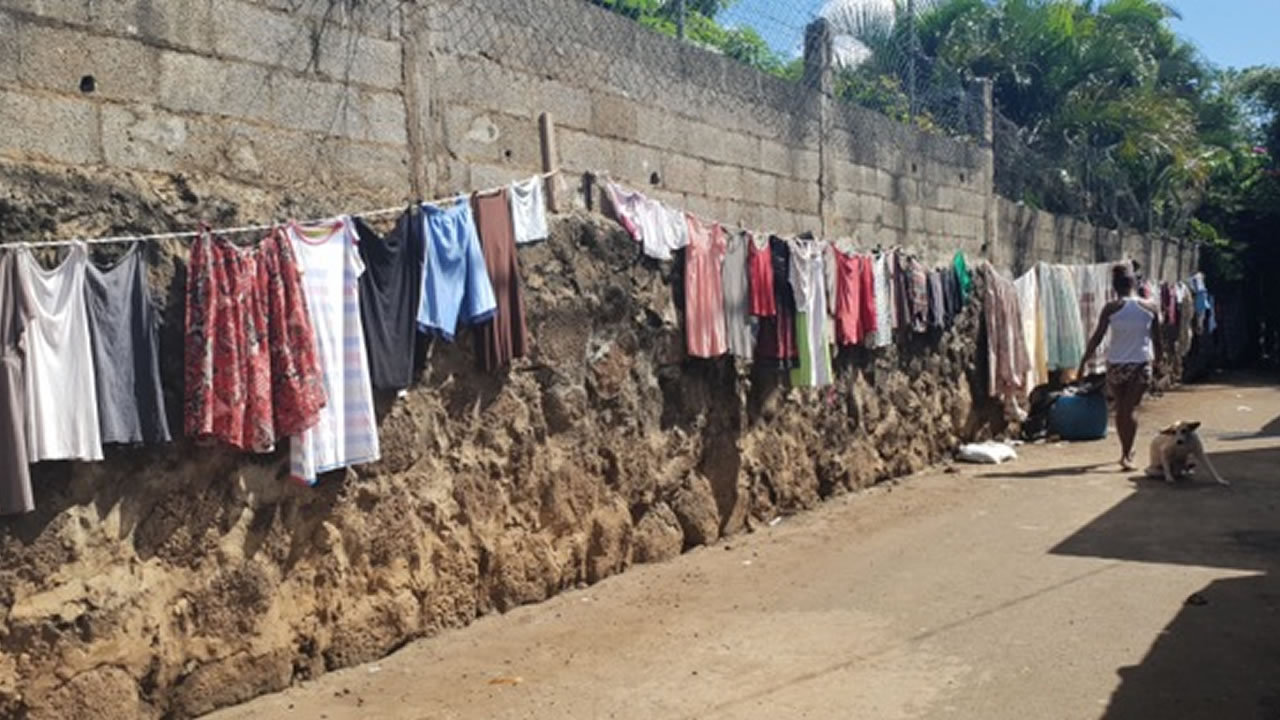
(589, 0, 793, 77)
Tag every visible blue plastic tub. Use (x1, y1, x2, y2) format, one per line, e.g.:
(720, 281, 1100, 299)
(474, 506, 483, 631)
(1048, 391, 1109, 441)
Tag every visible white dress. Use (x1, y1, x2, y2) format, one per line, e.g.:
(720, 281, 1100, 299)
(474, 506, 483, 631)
(285, 218, 380, 485)
(17, 244, 103, 461)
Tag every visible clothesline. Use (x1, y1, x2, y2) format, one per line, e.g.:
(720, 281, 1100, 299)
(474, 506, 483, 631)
(0, 171, 559, 249)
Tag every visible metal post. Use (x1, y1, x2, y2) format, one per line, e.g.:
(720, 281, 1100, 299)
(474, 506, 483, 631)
(675, 0, 686, 39)
(906, 0, 917, 121)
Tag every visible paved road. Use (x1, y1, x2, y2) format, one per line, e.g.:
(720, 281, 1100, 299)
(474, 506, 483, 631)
(208, 379, 1280, 720)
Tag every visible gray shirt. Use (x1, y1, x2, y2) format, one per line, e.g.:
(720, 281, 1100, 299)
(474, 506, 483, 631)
(85, 246, 172, 445)
(0, 249, 34, 514)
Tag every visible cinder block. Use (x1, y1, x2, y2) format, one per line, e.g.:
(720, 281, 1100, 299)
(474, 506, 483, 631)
(158, 52, 273, 122)
(660, 153, 706, 196)
(556, 128, 616, 174)
(531, 78, 592, 132)
(634, 104, 677, 150)
(740, 169, 777, 208)
(759, 139, 820, 182)
(441, 106, 539, 169)
(591, 91, 639, 140)
(0, 12, 17, 83)
(247, 0, 402, 39)
(776, 177, 818, 214)
(270, 74, 404, 145)
(611, 143, 663, 189)
(856, 194, 883, 225)
(17, 25, 159, 102)
(705, 163, 743, 201)
(101, 103, 208, 174)
(316, 33, 402, 90)
(0, 88, 100, 165)
(880, 200, 906, 230)
(1, 0, 90, 25)
(212, 0, 315, 72)
(96, 0, 218, 55)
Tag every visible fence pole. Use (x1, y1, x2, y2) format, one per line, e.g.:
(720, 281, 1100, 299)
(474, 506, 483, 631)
(804, 18, 835, 238)
(907, 0, 918, 121)
(675, 0, 686, 39)
(539, 112, 560, 213)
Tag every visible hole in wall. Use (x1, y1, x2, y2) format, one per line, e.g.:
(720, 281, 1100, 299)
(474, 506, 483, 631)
(649, 172, 661, 185)
(911, 162, 918, 174)
(959, 173, 966, 183)
(503, 148, 513, 160)
(79, 75, 96, 93)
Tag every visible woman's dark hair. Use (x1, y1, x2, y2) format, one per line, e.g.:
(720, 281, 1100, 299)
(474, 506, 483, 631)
(1112, 263, 1136, 295)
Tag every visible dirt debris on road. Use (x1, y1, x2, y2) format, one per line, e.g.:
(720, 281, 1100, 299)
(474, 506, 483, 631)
(206, 379, 1280, 720)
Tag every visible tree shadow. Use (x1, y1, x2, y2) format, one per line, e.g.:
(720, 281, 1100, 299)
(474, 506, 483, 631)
(1050, 444, 1280, 719)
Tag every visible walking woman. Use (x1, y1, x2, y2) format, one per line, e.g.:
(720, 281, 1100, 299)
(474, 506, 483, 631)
(1079, 263, 1163, 471)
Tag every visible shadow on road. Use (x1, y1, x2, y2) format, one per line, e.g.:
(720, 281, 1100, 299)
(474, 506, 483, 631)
(1050, 444, 1280, 720)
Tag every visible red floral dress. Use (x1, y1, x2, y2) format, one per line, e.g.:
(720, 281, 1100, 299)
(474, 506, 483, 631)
(184, 230, 325, 452)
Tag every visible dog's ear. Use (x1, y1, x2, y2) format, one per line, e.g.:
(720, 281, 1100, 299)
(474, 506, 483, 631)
(1185, 421, 1201, 432)
(1159, 423, 1181, 435)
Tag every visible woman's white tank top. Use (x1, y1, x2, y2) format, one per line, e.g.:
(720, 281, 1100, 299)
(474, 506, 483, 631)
(1107, 298, 1154, 364)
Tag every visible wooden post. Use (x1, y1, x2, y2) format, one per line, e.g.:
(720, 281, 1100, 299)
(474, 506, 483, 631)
(539, 112, 560, 214)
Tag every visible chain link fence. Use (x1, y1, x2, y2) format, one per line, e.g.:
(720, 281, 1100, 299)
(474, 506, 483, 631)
(578, 0, 976, 135)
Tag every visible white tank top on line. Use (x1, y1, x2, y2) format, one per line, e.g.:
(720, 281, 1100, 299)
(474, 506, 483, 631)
(17, 244, 103, 462)
(1107, 298, 1154, 365)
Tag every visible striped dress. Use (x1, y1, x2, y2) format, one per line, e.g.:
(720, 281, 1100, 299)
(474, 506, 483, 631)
(285, 217, 380, 485)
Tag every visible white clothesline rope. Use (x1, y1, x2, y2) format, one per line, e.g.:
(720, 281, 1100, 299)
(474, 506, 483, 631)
(0, 171, 558, 250)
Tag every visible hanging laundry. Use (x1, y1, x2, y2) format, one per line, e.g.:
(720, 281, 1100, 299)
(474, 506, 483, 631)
(418, 200, 497, 340)
(1177, 282, 1195, 349)
(756, 236, 799, 369)
(0, 250, 33, 515)
(926, 269, 946, 329)
(14, 244, 102, 462)
(892, 250, 911, 331)
(906, 255, 930, 333)
(954, 251, 972, 304)
(1161, 283, 1177, 328)
(981, 264, 1031, 410)
(1073, 262, 1115, 376)
(1038, 263, 1086, 372)
(1013, 268, 1047, 389)
(473, 189, 529, 372)
(789, 238, 833, 387)
(941, 265, 961, 326)
(869, 251, 895, 348)
(85, 245, 171, 445)
(284, 217, 380, 486)
(509, 175, 549, 245)
(722, 230, 754, 360)
(185, 230, 326, 453)
(747, 232, 776, 318)
(603, 182, 686, 261)
(354, 210, 423, 391)
(683, 214, 728, 358)
(833, 249, 875, 345)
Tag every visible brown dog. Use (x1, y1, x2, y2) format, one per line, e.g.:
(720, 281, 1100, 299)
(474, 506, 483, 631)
(1145, 421, 1228, 486)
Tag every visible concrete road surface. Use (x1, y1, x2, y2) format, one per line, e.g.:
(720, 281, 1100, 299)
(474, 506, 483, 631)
(208, 378, 1280, 720)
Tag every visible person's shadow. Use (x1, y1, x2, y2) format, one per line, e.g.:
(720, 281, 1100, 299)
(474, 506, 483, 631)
(1051, 444, 1280, 719)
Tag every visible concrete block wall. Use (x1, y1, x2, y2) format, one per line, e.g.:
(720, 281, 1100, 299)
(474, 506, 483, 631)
(996, 198, 1196, 283)
(0, 0, 1194, 276)
(0, 0, 411, 214)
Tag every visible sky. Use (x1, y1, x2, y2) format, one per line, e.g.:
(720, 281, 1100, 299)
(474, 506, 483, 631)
(718, 0, 1280, 70)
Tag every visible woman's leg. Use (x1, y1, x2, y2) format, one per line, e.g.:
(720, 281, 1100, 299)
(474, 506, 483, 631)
(1116, 376, 1148, 469)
